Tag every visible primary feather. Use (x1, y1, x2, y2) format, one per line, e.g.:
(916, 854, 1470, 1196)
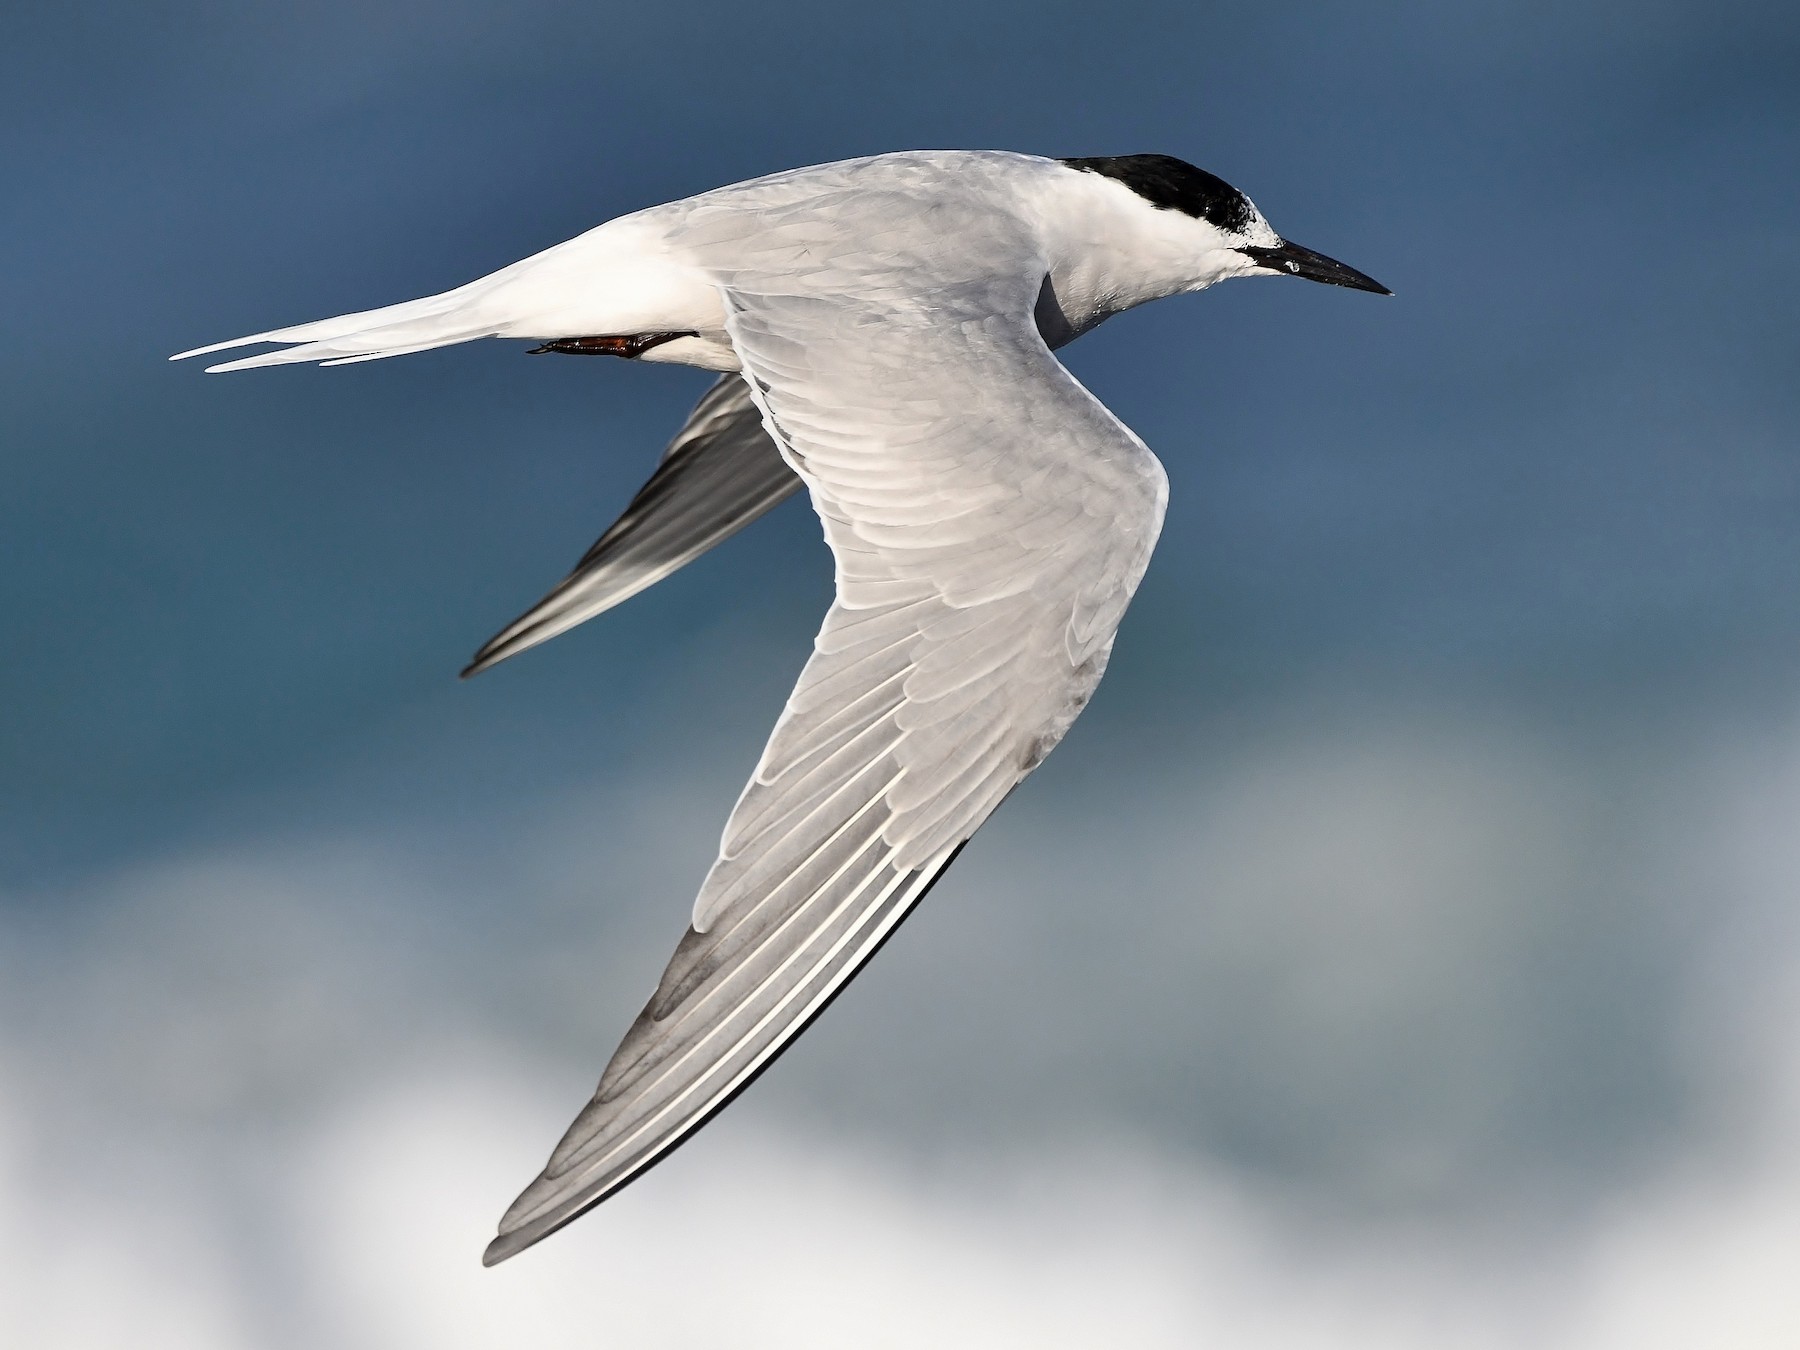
(464, 376, 800, 676)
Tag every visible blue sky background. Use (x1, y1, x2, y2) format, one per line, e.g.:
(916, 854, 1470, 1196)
(5, 3, 1800, 1346)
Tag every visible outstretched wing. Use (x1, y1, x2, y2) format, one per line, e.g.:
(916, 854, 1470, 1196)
(484, 234, 1168, 1264)
(464, 376, 801, 675)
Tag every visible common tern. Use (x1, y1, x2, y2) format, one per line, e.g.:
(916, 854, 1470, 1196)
(173, 149, 1389, 1263)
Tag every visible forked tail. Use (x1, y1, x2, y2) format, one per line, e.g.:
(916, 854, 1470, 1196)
(169, 280, 501, 372)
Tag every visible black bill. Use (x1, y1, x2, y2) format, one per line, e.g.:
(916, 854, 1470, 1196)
(1238, 240, 1391, 295)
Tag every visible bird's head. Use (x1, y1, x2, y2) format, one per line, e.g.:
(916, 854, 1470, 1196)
(1058, 154, 1392, 297)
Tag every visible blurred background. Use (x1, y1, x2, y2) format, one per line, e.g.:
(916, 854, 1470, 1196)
(4, 2, 1798, 1345)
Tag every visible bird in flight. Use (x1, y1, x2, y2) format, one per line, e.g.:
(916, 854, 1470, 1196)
(173, 150, 1388, 1264)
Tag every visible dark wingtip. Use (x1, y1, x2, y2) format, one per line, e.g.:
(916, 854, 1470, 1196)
(460, 636, 516, 680)
(481, 1204, 588, 1267)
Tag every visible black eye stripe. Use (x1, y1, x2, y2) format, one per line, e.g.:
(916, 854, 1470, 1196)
(1059, 154, 1255, 234)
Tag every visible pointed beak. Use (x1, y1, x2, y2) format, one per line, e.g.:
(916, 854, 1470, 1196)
(1238, 240, 1392, 295)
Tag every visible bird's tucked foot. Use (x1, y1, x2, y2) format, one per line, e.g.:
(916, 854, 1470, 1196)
(527, 332, 698, 358)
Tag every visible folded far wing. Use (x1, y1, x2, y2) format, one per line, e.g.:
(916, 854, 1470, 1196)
(463, 375, 801, 676)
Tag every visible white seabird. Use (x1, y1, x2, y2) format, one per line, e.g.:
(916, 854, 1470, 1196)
(174, 150, 1390, 1264)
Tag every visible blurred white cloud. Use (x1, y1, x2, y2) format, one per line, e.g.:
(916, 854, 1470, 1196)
(6, 697, 1800, 1348)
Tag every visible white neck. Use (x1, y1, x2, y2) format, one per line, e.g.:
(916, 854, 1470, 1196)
(1025, 165, 1278, 345)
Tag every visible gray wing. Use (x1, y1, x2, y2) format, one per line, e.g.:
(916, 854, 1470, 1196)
(463, 375, 800, 676)
(483, 206, 1169, 1263)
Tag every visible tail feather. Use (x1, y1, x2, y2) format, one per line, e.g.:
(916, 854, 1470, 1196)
(170, 284, 495, 372)
(201, 329, 495, 373)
